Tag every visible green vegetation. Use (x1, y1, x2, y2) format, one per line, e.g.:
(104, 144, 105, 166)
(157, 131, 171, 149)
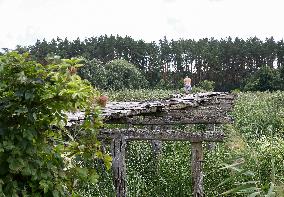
(0, 52, 111, 196)
(76, 90, 284, 196)
(16, 35, 284, 92)
(79, 59, 148, 91)
(105, 89, 177, 101)
(244, 66, 283, 91)
(2, 35, 284, 196)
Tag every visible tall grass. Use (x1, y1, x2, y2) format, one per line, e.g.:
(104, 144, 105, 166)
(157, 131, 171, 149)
(79, 91, 284, 196)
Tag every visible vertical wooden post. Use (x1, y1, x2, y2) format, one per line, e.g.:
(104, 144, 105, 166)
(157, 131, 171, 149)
(149, 125, 163, 158)
(151, 140, 162, 157)
(111, 135, 127, 197)
(191, 142, 204, 197)
(206, 124, 216, 151)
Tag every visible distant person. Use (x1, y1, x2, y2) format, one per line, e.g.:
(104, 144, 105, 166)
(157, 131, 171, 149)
(183, 76, 192, 94)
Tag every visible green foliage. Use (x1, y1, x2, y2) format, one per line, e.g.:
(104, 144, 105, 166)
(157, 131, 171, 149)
(210, 91, 284, 196)
(79, 59, 148, 91)
(233, 91, 284, 139)
(244, 66, 282, 91)
(78, 59, 108, 90)
(104, 59, 148, 90)
(154, 78, 173, 90)
(196, 80, 215, 91)
(126, 140, 192, 197)
(0, 52, 111, 196)
(25, 35, 284, 92)
(190, 80, 215, 93)
(203, 128, 284, 196)
(219, 162, 276, 196)
(105, 89, 176, 102)
(87, 91, 284, 196)
(218, 160, 260, 196)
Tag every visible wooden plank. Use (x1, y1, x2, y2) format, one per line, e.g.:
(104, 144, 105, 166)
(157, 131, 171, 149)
(99, 129, 225, 142)
(105, 114, 233, 125)
(148, 125, 163, 158)
(103, 104, 234, 125)
(191, 142, 204, 197)
(205, 124, 216, 151)
(111, 135, 127, 197)
(66, 92, 236, 126)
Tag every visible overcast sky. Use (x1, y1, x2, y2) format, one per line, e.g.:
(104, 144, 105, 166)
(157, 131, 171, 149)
(1, 0, 284, 49)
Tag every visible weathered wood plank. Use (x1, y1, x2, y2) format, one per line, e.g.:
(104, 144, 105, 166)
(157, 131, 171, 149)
(105, 113, 233, 125)
(66, 92, 236, 126)
(148, 125, 163, 158)
(98, 128, 225, 142)
(191, 142, 204, 197)
(102, 92, 235, 121)
(111, 135, 127, 197)
(206, 124, 216, 151)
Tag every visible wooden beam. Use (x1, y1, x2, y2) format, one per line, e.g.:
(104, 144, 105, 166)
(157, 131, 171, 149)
(66, 92, 236, 126)
(103, 105, 234, 125)
(111, 135, 127, 197)
(191, 142, 204, 197)
(99, 128, 225, 142)
(205, 124, 216, 151)
(148, 125, 163, 158)
(109, 115, 232, 125)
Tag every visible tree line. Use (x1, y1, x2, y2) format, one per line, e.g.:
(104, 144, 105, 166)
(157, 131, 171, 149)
(13, 35, 284, 91)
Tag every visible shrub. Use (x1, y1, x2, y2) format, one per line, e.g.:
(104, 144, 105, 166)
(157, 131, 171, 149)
(78, 59, 108, 90)
(196, 80, 215, 91)
(243, 66, 281, 91)
(79, 59, 148, 91)
(0, 52, 111, 196)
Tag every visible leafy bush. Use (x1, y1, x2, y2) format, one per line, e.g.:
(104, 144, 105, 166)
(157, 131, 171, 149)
(104, 59, 148, 90)
(0, 52, 111, 196)
(79, 59, 148, 91)
(243, 66, 282, 91)
(196, 80, 215, 91)
(105, 89, 176, 102)
(78, 59, 108, 90)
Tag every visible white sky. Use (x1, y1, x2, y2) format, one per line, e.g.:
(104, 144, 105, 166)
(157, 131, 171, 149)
(1, 0, 284, 49)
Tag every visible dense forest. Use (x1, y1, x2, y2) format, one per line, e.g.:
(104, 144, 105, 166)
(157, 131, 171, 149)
(10, 35, 284, 91)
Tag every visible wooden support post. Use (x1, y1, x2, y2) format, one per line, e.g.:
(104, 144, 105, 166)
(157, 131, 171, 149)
(206, 124, 216, 151)
(191, 142, 204, 197)
(111, 135, 127, 197)
(151, 140, 162, 157)
(149, 125, 163, 158)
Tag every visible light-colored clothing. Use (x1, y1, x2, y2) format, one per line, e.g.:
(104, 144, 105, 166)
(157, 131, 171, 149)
(184, 84, 192, 92)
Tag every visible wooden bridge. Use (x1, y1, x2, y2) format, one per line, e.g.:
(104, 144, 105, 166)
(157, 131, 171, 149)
(67, 92, 236, 197)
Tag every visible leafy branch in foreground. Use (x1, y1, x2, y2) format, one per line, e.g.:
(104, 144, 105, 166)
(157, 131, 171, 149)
(0, 52, 111, 196)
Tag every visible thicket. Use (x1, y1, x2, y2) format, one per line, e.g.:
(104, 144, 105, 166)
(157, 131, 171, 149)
(78, 59, 148, 91)
(0, 52, 111, 196)
(244, 66, 283, 91)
